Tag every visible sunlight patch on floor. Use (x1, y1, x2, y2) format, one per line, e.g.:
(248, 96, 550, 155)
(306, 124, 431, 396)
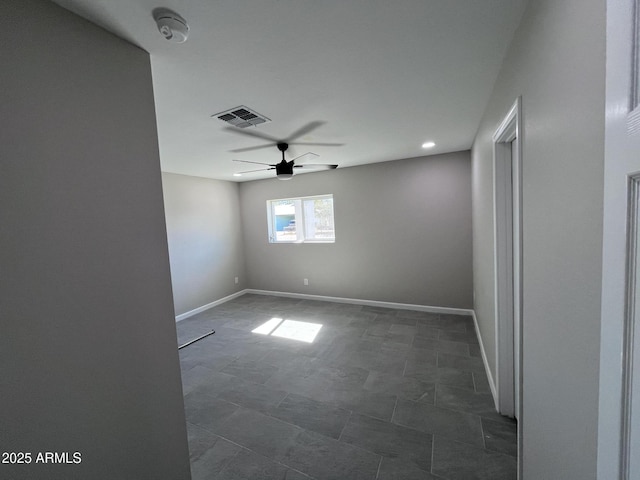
(251, 317, 284, 335)
(252, 317, 322, 343)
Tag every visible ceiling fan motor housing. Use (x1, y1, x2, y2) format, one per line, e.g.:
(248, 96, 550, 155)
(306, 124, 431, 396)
(276, 160, 294, 179)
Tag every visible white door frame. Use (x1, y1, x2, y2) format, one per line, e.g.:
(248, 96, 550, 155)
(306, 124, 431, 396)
(492, 97, 523, 425)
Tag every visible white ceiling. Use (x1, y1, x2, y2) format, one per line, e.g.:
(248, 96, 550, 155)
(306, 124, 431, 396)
(53, 0, 527, 181)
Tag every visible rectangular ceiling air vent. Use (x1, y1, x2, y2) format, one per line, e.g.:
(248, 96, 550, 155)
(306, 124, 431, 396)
(212, 105, 271, 128)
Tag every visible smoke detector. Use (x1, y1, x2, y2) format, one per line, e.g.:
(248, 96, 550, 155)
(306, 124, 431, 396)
(153, 8, 189, 43)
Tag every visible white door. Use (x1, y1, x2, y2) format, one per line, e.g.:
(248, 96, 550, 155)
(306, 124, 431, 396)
(597, 0, 640, 478)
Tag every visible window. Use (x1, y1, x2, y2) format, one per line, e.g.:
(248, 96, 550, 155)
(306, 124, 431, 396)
(267, 194, 335, 243)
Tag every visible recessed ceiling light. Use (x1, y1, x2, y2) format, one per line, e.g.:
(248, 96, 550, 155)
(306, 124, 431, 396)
(233, 173, 242, 177)
(422, 141, 436, 149)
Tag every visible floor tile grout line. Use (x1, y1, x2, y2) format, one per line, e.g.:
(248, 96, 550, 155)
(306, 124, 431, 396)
(430, 433, 437, 478)
(374, 455, 383, 480)
(336, 428, 402, 460)
(235, 387, 357, 442)
(347, 411, 489, 454)
(417, 392, 506, 423)
(390, 395, 399, 423)
(211, 446, 243, 479)
(391, 393, 505, 432)
(213, 434, 316, 479)
(480, 414, 487, 450)
(273, 391, 289, 409)
(434, 432, 517, 459)
(336, 410, 353, 442)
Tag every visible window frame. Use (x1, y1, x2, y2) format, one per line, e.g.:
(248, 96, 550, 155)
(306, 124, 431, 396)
(266, 194, 335, 244)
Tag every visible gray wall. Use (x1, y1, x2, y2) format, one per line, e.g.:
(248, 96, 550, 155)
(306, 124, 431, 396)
(471, 0, 605, 477)
(162, 173, 246, 316)
(240, 152, 473, 308)
(0, 1, 191, 478)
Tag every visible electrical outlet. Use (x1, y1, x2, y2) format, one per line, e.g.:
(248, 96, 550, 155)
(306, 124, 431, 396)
(303, 278, 309, 286)
(234, 277, 239, 284)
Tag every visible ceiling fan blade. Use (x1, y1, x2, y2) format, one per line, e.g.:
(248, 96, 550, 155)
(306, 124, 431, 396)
(294, 164, 338, 170)
(223, 126, 280, 142)
(285, 121, 325, 142)
(289, 152, 319, 163)
(233, 159, 276, 166)
(230, 143, 277, 153)
(289, 142, 345, 147)
(237, 167, 276, 174)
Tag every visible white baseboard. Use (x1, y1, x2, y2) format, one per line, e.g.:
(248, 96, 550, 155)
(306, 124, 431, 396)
(245, 289, 474, 316)
(176, 289, 473, 321)
(175, 289, 248, 322)
(471, 310, 498, 406)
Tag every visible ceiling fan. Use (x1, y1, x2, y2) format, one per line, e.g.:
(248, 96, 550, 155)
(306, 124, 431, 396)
(233, 142, 337, 180)
(226, 121, 341, 179)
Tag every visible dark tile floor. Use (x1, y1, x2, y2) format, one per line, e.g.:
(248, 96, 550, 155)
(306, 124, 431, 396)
(177, 294, 517, 480)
